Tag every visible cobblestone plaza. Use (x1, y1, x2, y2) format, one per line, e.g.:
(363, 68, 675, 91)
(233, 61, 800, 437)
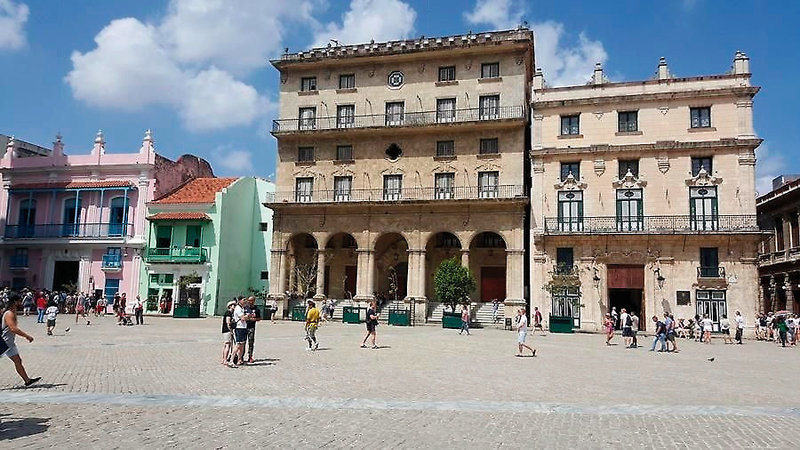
(1, 316, 798, 448)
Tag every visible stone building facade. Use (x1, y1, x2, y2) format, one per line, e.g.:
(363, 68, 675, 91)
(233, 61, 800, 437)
(267, 28, 534, 321)
(530, 54, 763, 331)
(757, 175, 800, 315)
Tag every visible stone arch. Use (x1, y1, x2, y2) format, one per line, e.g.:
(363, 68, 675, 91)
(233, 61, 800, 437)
(424, 232, 463, 300)
(373, 232, 410, 302)
(323, 232, 359, 299)
(285, 233, 319, 299)
(468, 231, 507, 302)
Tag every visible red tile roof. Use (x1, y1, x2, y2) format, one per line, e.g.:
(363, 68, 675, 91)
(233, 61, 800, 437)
(11, 180, 135, 190)
(146, 212, 211, 221)
(151, 177, 238, 204)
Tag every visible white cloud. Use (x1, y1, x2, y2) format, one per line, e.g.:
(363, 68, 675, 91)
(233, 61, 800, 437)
(66, 0, 312, 132)
(213, 147, 254, 175)
(465, 0, 608, 87)
(312, 0, 416, 48)
(0, 0, 29, 50)
(756, 143, 786, 196)
(464, 0, 523, 30)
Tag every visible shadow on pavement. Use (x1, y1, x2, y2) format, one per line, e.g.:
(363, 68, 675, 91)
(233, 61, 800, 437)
(0, 414, 50, 440)
(0, 383, 67, 391)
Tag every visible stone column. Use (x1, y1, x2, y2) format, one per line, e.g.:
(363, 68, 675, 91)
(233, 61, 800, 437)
(786, 214, 795, 249)
(314, 251, 326, 299)
(784, 275, 794, 313)
(367, 250, 375, 299)
(418, 249, 426, 301)
(276, 251, 287, 295)
(505, 249, 525, 303)
(735, 100, 755, 139)
(460, 249, 469, 268)
(354, 249, 374, 301)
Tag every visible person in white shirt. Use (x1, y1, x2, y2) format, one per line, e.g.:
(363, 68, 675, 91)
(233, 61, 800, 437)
(231, 297, 251, 366)
(45, 303, 59, 336)
(701, 314, 713, 343)
(630, 312, 640, 348)
(734, 311, 745, 344)
(620, 308, 632, 348)
(515, 308, 535, 357)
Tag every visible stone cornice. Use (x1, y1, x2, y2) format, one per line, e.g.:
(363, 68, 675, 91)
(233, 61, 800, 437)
(532, 86, 760, 110)
(531, 138, 762, 157)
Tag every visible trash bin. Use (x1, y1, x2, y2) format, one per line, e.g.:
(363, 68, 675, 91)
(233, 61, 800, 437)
(342, 306, 364, 324)
(291, 305, 306, 321)
(549, 315, 574, 333)
(505, 318, 513, 331)
(388, 308, 410, 326)
(442, 311, 462, 329)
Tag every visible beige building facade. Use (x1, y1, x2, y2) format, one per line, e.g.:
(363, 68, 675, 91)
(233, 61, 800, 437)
(530, 53, 764, 332)
(267, 29, 534, 321)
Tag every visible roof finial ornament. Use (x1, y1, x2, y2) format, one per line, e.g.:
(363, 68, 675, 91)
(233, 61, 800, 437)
(95, 129, 105, 144)
(144, 129, 153, 142)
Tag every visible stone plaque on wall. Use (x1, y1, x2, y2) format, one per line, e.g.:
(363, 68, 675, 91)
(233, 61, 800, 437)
(676, 291, 690, 306)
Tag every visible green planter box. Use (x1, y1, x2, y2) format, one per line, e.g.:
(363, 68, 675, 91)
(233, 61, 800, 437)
(291, 306, 306, 321)
(173, 305, 200, 318)
(442, 311, 463, 329)
(388, 308, 410, 326)
(342, 306, 364, 324)
(549, 315, 574, 333)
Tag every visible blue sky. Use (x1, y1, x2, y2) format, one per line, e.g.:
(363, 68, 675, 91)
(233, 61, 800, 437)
(0, 0, 797, 194)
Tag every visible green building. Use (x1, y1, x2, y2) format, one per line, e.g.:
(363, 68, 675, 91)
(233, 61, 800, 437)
(140, 177, 274, 317)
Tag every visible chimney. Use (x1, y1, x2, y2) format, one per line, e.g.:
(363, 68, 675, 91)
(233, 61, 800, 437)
(53, 133, 64, 156)
(532, 68, 544, 90)
(657, 57, 670, 80)
(91, 129, 105, 156)
(732, 50, 750, 75)
(592, 62, 604, 85)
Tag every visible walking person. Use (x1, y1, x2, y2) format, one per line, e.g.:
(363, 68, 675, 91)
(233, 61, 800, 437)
(649, 315, 667, 352)
(491, 298, 500, 324)
(620, 308, 632, 348)
(245, 296, 261, 362)
(664, 313, 679, 353)
(701, 314, 713, 343)
(134, 295, 144, 325)
(774, 315, 788, 348)
(75, 293, 90, 325)
(360, 301, 379, 349)
(603, 313, 614, 346)
(22, 290, 34, 317)
(2, 294, 41, 387)
(35, 291, 47, 324)
(220, 301, 236, 367)
(515, 308, 535, 357)
(459, 305, 470, 336)
(630, 311, 640, 348)
(268, 297, 278, 324)
(305, 300, 320, 351)
(734, 310, 745, 344)
(720, 314, 734, 344)
(533, 306, 545, 335)
(45, 302, 59, 336)
(232, 297, 250, 366)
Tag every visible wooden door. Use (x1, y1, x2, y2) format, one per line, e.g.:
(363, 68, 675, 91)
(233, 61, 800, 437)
(480, 267, 506, 302)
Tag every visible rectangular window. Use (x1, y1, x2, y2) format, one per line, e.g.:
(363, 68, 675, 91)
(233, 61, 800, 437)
(557, 191, 584, 232)
(695, 290, 727, 332)
(339, 74, 355, 89)
(434, 173, 455, 199)
(156, 225, 172, 248)
(478, 171, 499, 198)
(616, 189, 643, 231)
(383, 175, 402, 201)
(479, 138, 499, 155)
(561, 115, 580, 135)
(337, 105, 355, 128)
(436, 140, 455, 157)
(336, 145, 353, 161)
(385, 102, 405, 126)
(259, 222, 269, 232)
(690, 107, 711, 128)
(690, 186, 718, 231)
(481, 62, 500, 78)
(618, 111, 638, 132)
(334, 176, 352, 202)
(479, 95, 500, 120)
(185, 225, 202, 247)
(295, 177, 314, 203)
(300, 77, 317, 92)
(10, 248, 28, 268)
(438, 66, 456, 82)
(298, 146, 315, 162)
(618, 159, 639, 179)
(560, 162, 580, 181)
(556, 247, 574, 274)
(299, 107, 316, 130)
(436, 98, 456, 123)
(691, 156, 713, 177)
(699, 248, 720, 277)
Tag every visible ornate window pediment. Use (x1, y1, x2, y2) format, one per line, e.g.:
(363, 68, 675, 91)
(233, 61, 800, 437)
(475, 161, 501, 173)
(554, 172, 587, 190)
(612, 169, 647, 189)
(685, 167, 722, 186)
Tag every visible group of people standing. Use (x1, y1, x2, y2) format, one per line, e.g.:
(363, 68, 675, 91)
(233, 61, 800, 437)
(754, 312, 799, 348)
(220, 296, 261, 367)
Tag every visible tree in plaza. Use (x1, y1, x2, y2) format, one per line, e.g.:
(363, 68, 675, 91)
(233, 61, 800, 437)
(433, 257, 476, 312)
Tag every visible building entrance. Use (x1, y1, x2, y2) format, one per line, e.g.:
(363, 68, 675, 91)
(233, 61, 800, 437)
(609, 289, 644, 330)
(607, 265, 645, 330)
(52, 260, 79, 291)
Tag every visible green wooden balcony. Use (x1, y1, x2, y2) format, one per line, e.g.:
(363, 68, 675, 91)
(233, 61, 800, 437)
(145, 247, 208, 264)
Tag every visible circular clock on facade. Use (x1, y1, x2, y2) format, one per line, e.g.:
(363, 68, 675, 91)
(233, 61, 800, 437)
(387, 71, 405, 89)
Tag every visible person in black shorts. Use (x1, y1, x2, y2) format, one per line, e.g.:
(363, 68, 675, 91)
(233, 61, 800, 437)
(360, 301, 379, 349)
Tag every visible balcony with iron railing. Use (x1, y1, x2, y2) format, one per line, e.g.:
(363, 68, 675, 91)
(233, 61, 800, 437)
(759, 247, 800, 266)
(272, 105, 525, 134)
(101, 253, 123, 271)
(144, 247, 208, 264)
(265, 185, 526, 204)
(697, 266, 726, 278)
(9, 255, 28, 269)
(3, 223, 134, 239)
(542, 215, 761, 235)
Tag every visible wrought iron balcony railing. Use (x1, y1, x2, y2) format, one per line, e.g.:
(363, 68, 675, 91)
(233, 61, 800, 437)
(4, 223, 133, 239)
(272, 105, 525, 133)
(265, 185, 525, 204)
(9, 255, 28, 269)
(542, 215, 760, 234)
(697, 266, 726, 278)
(101, 254, 123, 270)
(145, 247, 208, 264)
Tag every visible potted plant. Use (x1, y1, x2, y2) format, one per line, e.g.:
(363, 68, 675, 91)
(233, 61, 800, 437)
(433, 258, 476, 329)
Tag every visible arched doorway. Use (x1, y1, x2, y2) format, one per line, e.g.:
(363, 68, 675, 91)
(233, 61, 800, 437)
(374, 233, 409, 304)
(324, 233, 358, 299)
(286, 233, 318, 299)
(469, 232, 507, 302)
(425, 232, 462, 300)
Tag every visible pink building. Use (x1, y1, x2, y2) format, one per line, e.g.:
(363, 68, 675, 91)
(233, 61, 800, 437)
(0, 130, 213, 303)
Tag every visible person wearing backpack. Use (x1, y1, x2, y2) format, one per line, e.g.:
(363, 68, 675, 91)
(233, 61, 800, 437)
(621, 308, 633, 348)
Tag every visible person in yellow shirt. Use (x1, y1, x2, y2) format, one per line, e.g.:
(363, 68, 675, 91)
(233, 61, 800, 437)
(305, 300, 320, 351)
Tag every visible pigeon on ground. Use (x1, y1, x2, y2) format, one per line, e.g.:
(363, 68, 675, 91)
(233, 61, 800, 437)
(64, 327, 70, 333)
(707, 357, 714, 362)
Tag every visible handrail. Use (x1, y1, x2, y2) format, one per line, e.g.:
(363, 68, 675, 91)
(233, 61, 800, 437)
(101, 253, 123, 268)
(4, 223, 133, 239)
(697, 266, 726, 278)
(543, 215, 760, 234)
(272, 105, 525, 133)
(145, 247, 208, 263)
(265, 185, 525, 204)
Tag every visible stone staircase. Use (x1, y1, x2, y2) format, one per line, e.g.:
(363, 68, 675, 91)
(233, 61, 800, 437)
(427, 302, 502, 327)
